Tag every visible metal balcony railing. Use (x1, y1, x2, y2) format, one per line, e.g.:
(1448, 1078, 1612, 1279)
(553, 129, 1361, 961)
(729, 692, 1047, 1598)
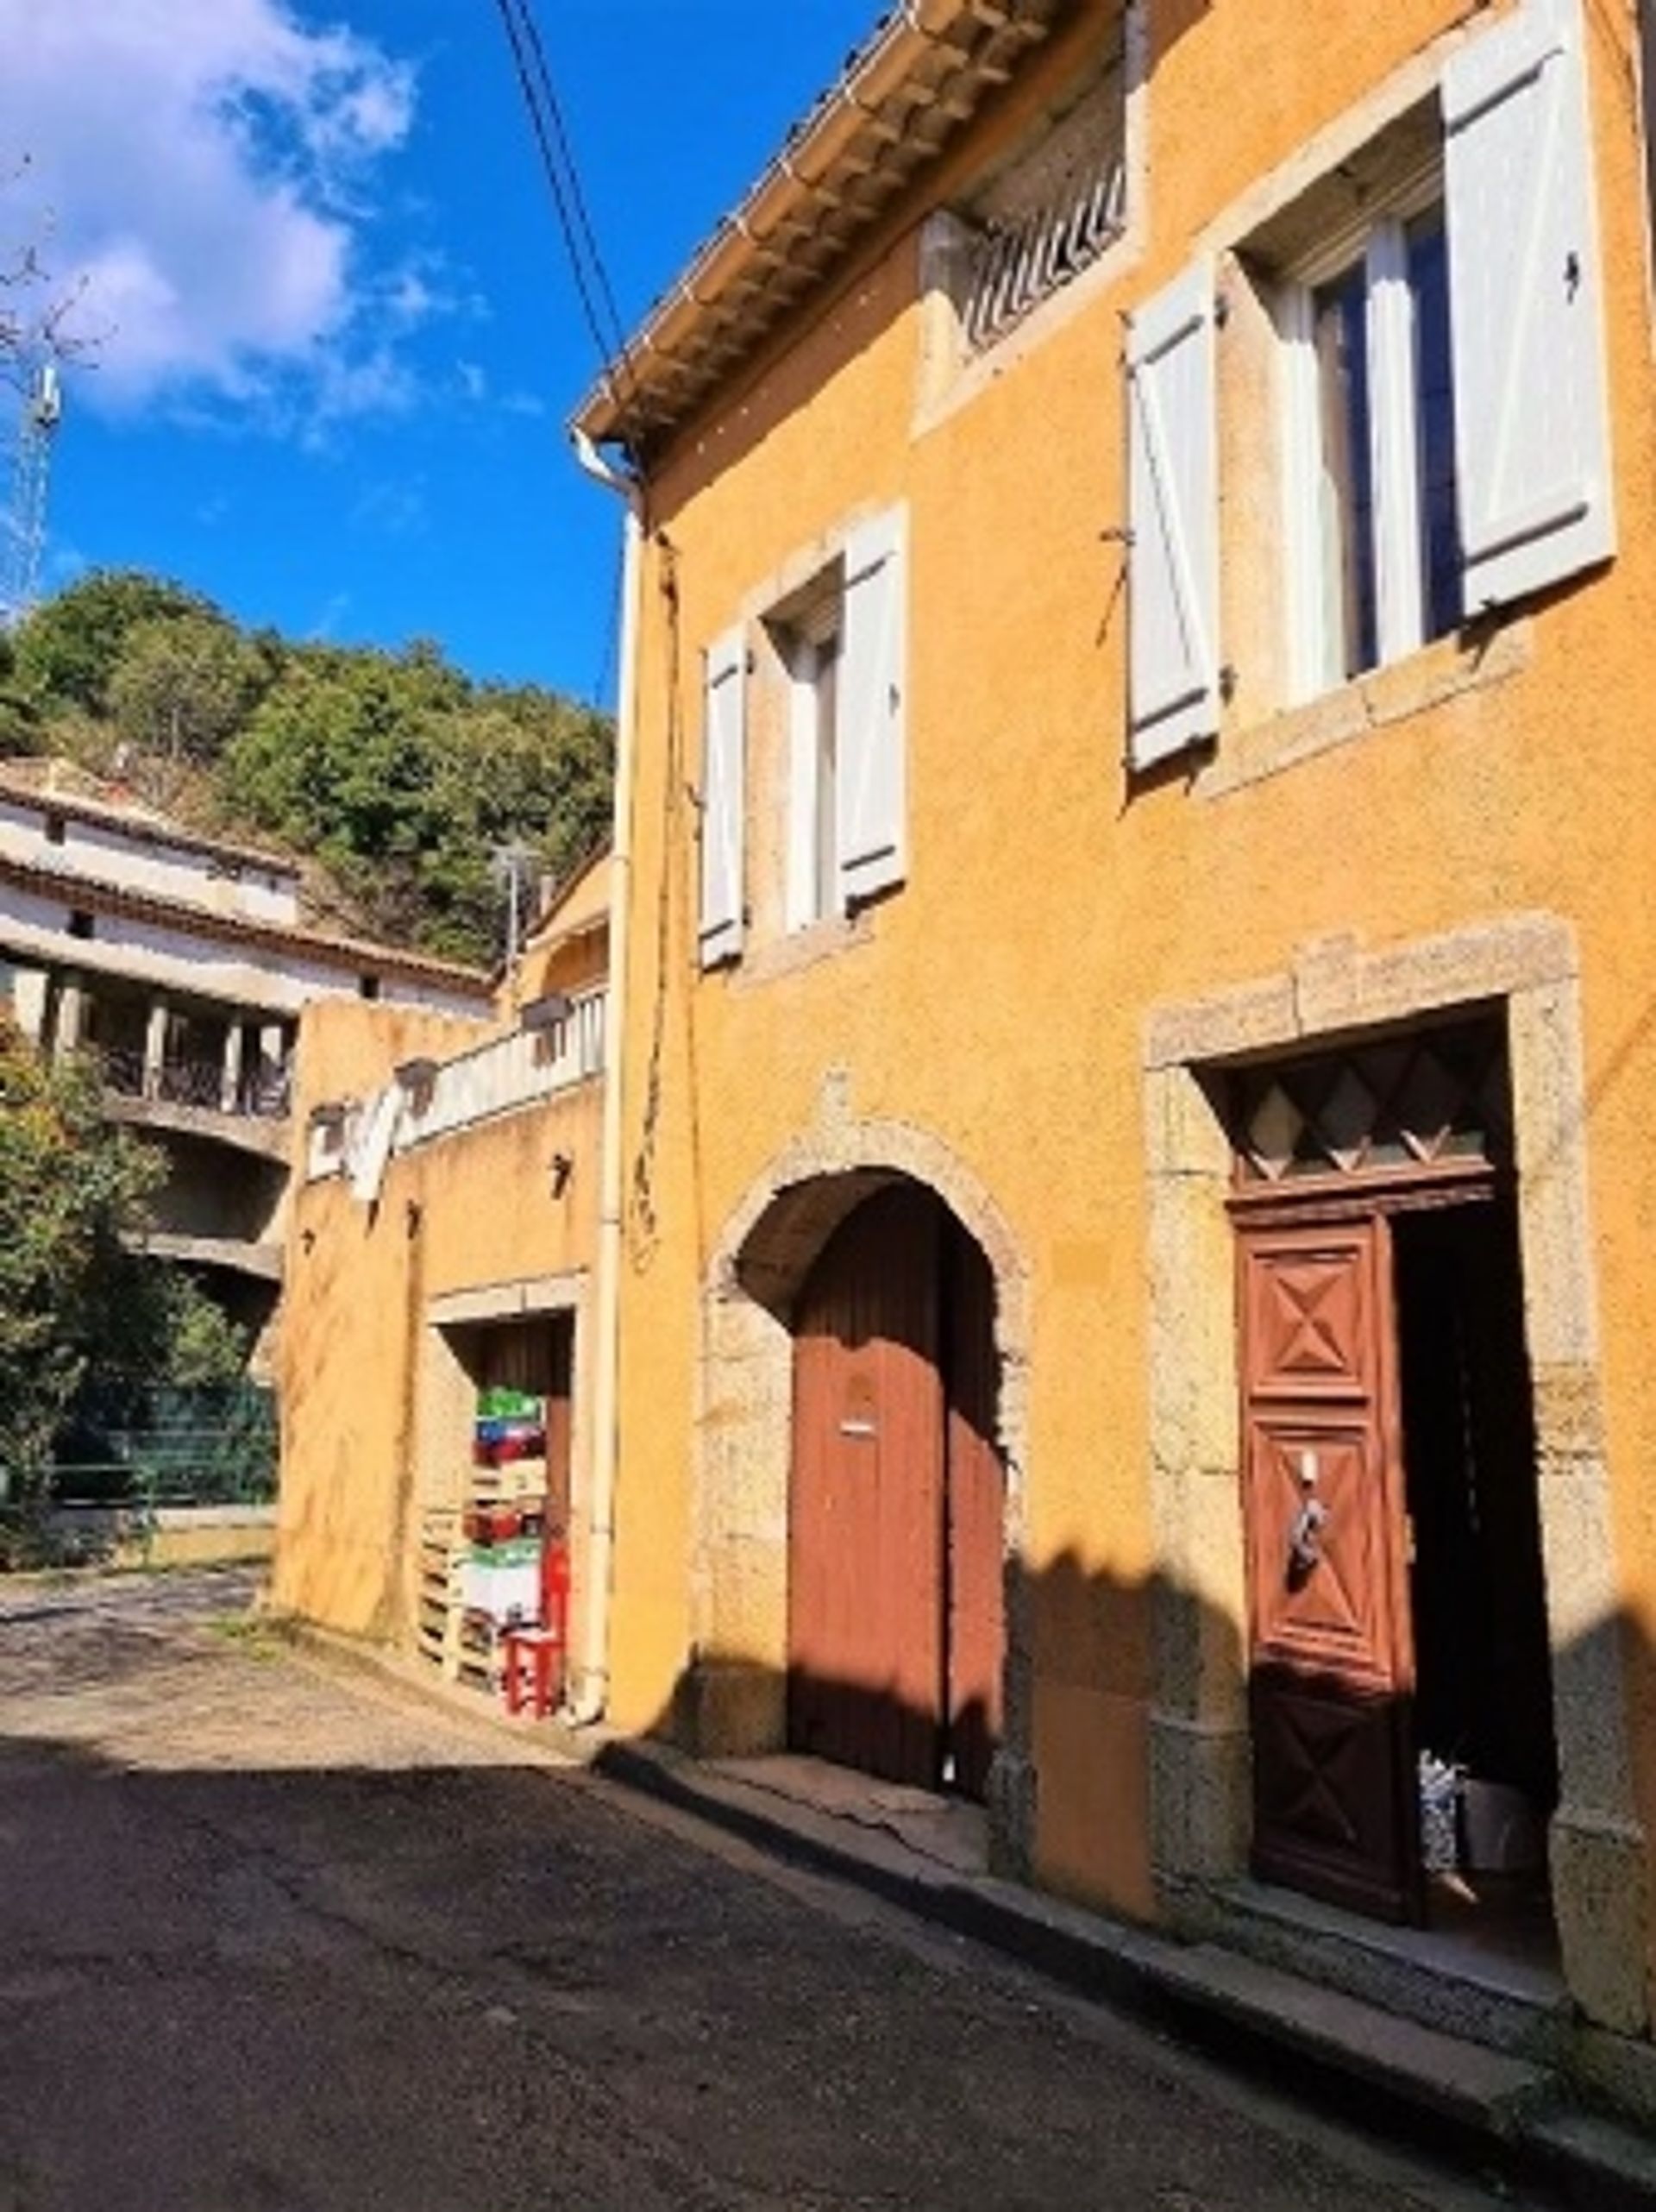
(91, 1045, 292, 1122)
(398, 988, 605, 1149)
(303, 987, 605, 1184)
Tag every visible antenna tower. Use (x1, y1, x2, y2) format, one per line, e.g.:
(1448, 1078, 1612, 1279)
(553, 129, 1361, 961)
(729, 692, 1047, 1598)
(1, 358, 62, 632)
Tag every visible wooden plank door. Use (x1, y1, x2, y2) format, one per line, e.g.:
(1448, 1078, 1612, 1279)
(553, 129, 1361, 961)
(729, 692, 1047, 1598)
(944, 1216, 1003, 1800)
(790, 1185, 944, 1787)
(1239, 1216, 1421, 1923)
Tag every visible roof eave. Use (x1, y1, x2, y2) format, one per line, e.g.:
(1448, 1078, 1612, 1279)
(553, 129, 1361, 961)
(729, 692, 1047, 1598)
(571, 0, 1070, 454)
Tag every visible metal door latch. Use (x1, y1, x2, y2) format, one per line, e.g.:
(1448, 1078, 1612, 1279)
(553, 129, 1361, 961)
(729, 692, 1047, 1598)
(1287, 1496, 1328, 1574)
(1286, 1449, 1327, 1575)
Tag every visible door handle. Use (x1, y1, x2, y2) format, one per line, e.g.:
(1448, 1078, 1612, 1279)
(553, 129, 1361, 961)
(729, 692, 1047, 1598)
(1287, 1496, 1329, 1577)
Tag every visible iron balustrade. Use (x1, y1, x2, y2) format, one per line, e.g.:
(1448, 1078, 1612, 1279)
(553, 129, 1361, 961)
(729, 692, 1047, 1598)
(89, 1044, 292, 1122)
(302, 987, 606, 1182)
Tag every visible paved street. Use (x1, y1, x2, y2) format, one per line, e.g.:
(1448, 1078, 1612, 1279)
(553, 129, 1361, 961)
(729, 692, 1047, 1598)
(0, 1573, 1534, 2211)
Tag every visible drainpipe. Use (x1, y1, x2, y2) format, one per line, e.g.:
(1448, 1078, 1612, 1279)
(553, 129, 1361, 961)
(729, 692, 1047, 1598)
(568, 426, 643, 1726)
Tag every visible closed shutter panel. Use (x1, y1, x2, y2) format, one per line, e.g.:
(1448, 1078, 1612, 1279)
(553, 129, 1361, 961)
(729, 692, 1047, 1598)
(348, 1083, 401, 1204)
(837, 506, 906, 908)
(698, 626, 747, 968)
(1444, 0, 1613, 613)
(1126, 259, 1220, 770)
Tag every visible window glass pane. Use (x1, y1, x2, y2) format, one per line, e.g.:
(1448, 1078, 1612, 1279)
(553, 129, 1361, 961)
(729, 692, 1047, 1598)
(1312, 264, 1377, 682)
(1408, 209, 1460, 643)
(813, 635, 840, 923)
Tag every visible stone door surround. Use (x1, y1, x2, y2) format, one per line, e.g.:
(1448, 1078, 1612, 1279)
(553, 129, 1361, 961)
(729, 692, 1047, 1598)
(1144, 915, 1649, 2037)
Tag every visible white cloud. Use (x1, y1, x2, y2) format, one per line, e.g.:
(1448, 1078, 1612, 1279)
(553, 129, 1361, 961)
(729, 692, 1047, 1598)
(0, 0, 424, 423)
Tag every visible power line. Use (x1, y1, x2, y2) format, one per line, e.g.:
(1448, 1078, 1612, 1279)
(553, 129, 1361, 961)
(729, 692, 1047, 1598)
(490, 0, 641, 455)
(513, 3, 631, 368)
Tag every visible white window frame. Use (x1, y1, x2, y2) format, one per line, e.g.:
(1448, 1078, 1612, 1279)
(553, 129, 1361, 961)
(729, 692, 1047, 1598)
(781, 584, 844, 934)
(1276, 164, 1448, 706)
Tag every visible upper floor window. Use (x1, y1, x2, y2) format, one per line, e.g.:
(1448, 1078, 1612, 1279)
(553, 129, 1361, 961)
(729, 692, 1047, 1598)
(776, 578, 844, 933)
(1282, 193, 1460, 699)
(1123, 0, 1614, 770)
(698, 507, 907, 971)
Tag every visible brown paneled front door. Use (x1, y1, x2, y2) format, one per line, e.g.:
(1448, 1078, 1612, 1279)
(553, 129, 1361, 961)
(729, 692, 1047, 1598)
(789, 1185, 1005, 1796)
(790, 1184, 946, 1788)
(1239, 1215, 1421, 1923)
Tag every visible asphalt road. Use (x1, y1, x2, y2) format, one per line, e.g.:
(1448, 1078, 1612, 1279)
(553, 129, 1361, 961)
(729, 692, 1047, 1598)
(0, 1571, 1535, 2212)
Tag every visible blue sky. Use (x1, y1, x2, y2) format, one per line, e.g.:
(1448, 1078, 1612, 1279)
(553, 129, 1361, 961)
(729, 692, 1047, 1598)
(0, 0, 878, 705)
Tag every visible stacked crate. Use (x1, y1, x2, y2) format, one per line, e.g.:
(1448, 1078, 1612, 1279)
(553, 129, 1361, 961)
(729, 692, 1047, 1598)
(416, 1388, 555, 1697)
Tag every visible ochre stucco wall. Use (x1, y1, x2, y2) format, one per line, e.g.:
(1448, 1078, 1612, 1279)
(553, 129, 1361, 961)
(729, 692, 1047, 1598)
(273, 995, 602, 1640)
(599, 0, 1656, 1993)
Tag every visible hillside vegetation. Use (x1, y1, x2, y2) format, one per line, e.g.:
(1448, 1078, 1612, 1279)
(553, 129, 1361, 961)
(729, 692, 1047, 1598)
(0, 570, 614, 969)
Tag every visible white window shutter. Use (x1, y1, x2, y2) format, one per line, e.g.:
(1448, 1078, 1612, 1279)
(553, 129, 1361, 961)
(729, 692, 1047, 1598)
(837, 506, 906, 908)
(1444, 0, 1614, 613)
(1126, 259, 1220, 770)
(698, 626, 747, 968)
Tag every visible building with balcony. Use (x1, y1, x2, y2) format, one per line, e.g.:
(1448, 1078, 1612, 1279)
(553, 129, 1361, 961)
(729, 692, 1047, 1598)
(272, 851, 610, 1660)
(0, 757, 492, 1364)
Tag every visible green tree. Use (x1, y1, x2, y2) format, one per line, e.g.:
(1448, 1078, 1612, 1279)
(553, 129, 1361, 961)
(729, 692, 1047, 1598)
(0, 1015, 161, 1502)
(219, 646, 613, 965)
(11, 569, 210, 716)
(108, 609, 270, 771)
(9, 572, 615, 967)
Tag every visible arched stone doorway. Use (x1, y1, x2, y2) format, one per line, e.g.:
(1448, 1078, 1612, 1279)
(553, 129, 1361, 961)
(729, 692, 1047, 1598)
(688, 1109, 1032, 1866)
(789, 1181, 1002, 1797)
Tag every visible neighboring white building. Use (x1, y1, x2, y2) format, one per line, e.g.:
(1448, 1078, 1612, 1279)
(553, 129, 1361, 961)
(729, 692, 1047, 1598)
(0, 759, 492, 1367)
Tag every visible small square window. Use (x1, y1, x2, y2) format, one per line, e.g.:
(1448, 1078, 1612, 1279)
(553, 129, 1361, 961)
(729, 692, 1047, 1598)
(67, 910, 94, 940)
(932, 27, 1130, 360)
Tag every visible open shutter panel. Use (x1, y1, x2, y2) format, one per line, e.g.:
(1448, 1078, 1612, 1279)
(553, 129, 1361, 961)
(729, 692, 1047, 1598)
(1126, 259, 1220, 770)
(837, 506, 906, 908)
(698, 626, 747, 968)
(1444, 0, 1613, 613)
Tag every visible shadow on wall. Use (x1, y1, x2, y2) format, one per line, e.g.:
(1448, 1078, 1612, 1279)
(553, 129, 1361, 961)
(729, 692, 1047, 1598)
(594, 1542, 1656, 1991)
(602, 1549, 1229, 1913)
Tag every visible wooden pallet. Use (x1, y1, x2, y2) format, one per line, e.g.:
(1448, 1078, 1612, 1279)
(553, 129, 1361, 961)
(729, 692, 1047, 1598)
(415, 1507, 467, 1680)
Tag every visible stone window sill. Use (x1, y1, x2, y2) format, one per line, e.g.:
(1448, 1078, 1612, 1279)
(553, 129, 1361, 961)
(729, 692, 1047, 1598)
(1196, 619, 1533, 801)
(726, 911, 874, 991)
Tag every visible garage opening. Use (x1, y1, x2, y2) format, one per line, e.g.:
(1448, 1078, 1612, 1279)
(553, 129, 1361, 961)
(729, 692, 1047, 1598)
(416, 1310, 574, 1700)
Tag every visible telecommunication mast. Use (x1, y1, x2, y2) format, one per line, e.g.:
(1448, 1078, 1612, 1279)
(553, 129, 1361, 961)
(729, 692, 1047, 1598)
(1, 359, 62, 632)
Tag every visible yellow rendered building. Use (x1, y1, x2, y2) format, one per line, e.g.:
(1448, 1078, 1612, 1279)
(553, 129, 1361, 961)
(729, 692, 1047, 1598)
(568, 0, 1656, 2105)
(273, 856, 611, 1658)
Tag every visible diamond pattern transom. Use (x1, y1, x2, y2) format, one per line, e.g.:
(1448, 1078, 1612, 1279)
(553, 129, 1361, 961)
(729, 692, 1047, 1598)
(1229, 1021, 1509, 1185)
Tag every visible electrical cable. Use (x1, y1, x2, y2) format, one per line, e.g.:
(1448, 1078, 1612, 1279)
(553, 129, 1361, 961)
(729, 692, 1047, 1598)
(489, 0, 643, 462)
(512, 2, 632, 369)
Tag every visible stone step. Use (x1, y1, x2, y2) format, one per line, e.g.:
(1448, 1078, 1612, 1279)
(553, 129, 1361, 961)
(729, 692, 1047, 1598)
(1527, 2110, 1656, 2210)
(1200, 1877, 1571, 2061)
(1155, 1940, 1557, 2137)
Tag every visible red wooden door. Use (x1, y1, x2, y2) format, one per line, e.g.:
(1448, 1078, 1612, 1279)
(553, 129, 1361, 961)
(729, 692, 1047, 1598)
(1239, 1216, 1421, 1922)
(944, 1217, 1003, 1800)
(790, 1185, 945, 1787)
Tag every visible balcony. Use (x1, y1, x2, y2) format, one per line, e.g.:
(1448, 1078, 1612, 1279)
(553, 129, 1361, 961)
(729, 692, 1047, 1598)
(305, 987, 605, 1184)
(97, 1044, 292, 1120)
(97, 1045, 293, 1166)
(399, 989, 604, 1150)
